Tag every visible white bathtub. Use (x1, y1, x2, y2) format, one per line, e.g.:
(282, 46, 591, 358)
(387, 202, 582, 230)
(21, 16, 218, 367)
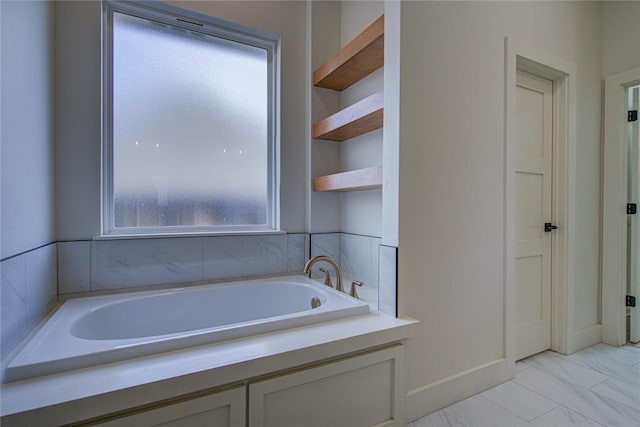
(4, 276, 368, 383)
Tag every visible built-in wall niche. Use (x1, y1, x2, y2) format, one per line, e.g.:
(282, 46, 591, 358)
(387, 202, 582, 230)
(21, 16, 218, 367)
(307, 5, 394, 315)
(311, 14, 384, 193)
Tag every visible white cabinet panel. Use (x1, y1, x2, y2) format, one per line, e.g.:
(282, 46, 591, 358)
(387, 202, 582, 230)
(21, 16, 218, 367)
(249, 345, 404, 427)
(92, 386, 245, 427)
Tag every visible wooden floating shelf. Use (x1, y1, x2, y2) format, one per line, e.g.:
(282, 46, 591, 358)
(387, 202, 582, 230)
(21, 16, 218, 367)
(313, 15, 384, 91)
(313, 92, 383, 142)
(313, 166, 383, 192)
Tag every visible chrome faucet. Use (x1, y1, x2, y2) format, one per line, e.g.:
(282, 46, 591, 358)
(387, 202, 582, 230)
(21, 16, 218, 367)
(303, 255, 344, 293)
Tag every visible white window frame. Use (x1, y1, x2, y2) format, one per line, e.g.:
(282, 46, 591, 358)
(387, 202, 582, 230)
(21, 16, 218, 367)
(101, 0, 280, 236)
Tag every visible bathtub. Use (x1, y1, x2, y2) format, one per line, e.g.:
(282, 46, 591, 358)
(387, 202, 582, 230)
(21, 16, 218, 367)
(3, 276, 369, 383)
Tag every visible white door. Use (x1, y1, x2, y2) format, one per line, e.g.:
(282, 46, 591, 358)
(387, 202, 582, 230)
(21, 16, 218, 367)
(628, 85, 640, 343)
(514, 70, 554, 361)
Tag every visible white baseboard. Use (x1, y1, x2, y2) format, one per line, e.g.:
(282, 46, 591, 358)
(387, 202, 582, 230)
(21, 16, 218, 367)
(405, 358, 513, 423)
(567, 324, 601, 354)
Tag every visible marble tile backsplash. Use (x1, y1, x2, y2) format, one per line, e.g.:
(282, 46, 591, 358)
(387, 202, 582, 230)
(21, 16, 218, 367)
(1, 256, 27, 355)
(92, 238, 203, 290)
(310, 233, 340, 261)
(1, 243, 57, 360)
(340, 233, 380, 291)
(378, 245, 397, 317)
(309, 233, 340, 283)
(286, 233, 309, 273)
(58, 241, 91, 294)
(25, 245, 58, 320)
(58, 234, 309, 295)
(203, 235, 287, 280)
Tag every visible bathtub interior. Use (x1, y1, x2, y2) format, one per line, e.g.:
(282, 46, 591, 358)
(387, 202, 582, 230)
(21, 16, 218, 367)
(3, 276, 368, 383)
(71, 282, 332, 340)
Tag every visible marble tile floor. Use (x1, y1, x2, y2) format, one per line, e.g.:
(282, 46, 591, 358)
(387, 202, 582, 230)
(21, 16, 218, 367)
(409, 342, 640, 427)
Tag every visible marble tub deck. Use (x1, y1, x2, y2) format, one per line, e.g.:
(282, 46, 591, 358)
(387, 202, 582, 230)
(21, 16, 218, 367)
(409, 342, 640, 427)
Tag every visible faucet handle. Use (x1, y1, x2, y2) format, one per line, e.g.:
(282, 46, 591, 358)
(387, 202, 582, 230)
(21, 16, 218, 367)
(349, 280, 363, 299)
(319, 268, 333, 288)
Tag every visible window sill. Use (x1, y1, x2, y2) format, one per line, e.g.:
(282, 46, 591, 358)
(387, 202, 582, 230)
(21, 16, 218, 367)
(94, 229, 287, 241)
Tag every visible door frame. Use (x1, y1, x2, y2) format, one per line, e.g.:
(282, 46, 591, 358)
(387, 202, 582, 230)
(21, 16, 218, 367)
(505, 37, 577, 365)
(602, 67, 640, 346)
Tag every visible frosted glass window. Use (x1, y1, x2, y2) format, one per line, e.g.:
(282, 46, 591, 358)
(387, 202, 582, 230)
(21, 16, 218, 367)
(104, 4, 278, 234)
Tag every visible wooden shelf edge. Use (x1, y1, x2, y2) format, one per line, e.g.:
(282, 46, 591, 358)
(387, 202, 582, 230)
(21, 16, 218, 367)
(313, 166, 383, 192)
(313, 15, 384, 91)
(312, 92, 383, 142)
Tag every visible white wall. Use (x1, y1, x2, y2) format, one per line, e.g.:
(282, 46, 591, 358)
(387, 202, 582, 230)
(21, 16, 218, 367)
(54, 1, 101, 242)
(0, 0, 57, 360)
(339, 1, 384, 237)
(396, 1, 603, 419)
(55, 1, 308, 240)
(602, 1, 640, 77)
(1, 0, 55, 259)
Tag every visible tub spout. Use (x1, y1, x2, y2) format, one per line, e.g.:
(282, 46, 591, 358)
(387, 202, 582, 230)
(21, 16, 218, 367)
(303, 255, 344, 293)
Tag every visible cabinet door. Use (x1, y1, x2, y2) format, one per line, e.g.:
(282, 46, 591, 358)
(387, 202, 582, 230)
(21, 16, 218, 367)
(93, 386, 245, 427)
(249, 345, 404, 427)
